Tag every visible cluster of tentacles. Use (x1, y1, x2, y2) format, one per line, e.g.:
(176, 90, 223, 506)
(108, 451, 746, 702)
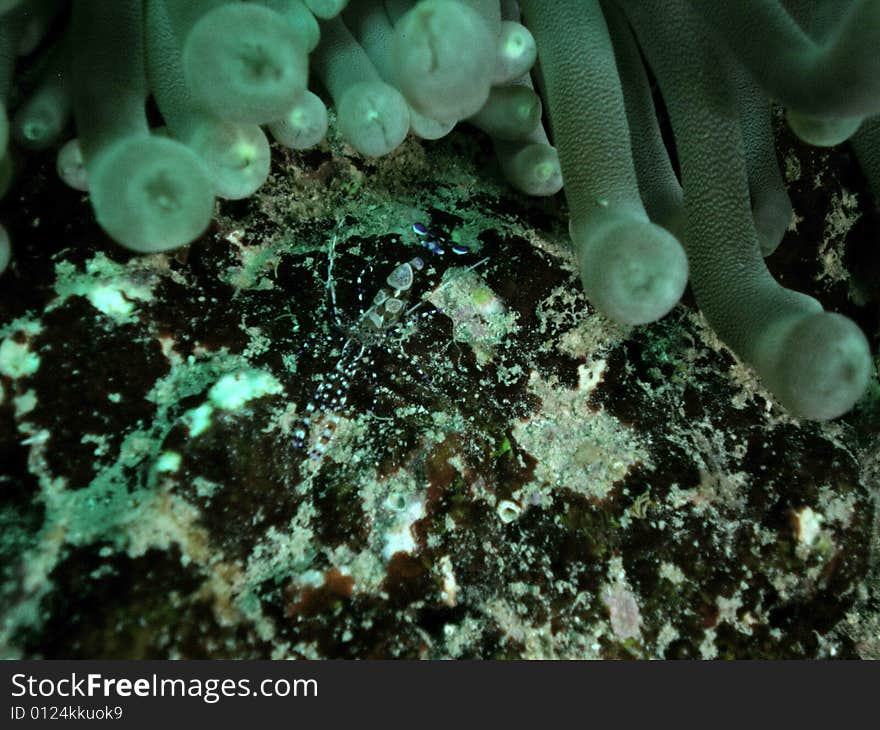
(0, 0, 559, 256)
(540, 0, 878, 421)
(0, 0, 877, 420)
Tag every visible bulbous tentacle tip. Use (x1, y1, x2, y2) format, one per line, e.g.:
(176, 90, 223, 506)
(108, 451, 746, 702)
(497, 141, 562, 196)
(786, 109, 863, 148)
(492, 20, 537, 85)
(408, 107, 455, 140)
(573, 214, 689, 325)
(753, 190, 793, 257)
(305, 0, 349, 20)
(269, 90, 329, 150)
(56, 138, 88, 192)
(12, 94, 66, 151)
(188, 121, 271, 201)
(338, 81, 410, 157)
(184, 3, 307, 125)
(391, 0, 495, 124)
(777, 311, 873, 420)
(89, 135, 214, 254)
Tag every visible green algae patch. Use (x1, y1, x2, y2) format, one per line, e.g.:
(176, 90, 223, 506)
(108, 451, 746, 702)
(53, 253, 157, 324)
(209, 369, 283, 410)
(0, 337, 40, 379)
(0, 317, 43, 380)
(180, 368, 284, 438)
